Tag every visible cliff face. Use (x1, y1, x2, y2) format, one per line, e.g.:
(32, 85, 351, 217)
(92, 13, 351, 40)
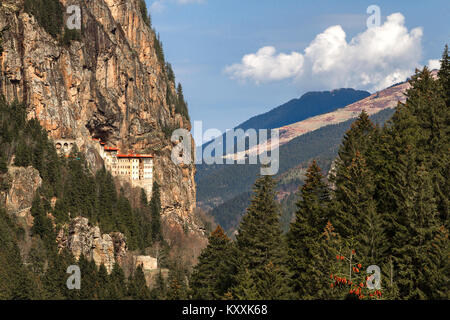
(56, 217, 128, 273)
(4, 166, 42, 214)
(0, 0, 196, 223)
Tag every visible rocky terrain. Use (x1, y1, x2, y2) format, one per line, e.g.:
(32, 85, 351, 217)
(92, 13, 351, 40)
(56, 216, 127, 273)
(0, 0, 206, 276)
(0, 0, 200, 233)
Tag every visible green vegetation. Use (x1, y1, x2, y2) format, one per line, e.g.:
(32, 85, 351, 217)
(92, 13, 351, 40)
(190, 226, 236, 299)
(24, 0, 64, 39)
(191, 45, 449, 300)
(176, 84, 190, 120)
(233, 175, 292, 299)
(0, 96, 165, 299)
(166, 63, 175, 82)
(191, 176, 294, 299)
(286, 161, 331, 299)
(139, 0, 152, 27)
(150, 181, 162, 242)
(153, 32, 165, 64)
(62, 27, 82, 46)
(199, 108, 396, 233)
(0, 208, 38, 299)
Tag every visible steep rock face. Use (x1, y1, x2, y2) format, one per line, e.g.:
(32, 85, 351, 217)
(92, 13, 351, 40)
(57, 216, 128, 273)
(4, 165, 42, 214)
(0, 0, 196, 223)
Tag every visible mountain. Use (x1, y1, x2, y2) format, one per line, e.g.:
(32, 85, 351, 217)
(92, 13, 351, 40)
(236, 88, 370, 131)
(0, 0, 206, 293)
(0, 0, 197, 223)
(197, 80, 412, 232)
(225, 81, 410, 161)
(274, 80, 410, 148)
(204, 108, 396, 233)
(198, 88, 369, 157)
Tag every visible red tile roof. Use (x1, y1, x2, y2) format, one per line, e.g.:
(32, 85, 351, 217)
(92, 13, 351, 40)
(93, 137, 153, 158)
(117, 154, 153, 158)
(104, 146, 119, 151)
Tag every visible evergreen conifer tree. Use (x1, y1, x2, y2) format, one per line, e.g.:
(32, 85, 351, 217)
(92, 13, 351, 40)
(287, 161, 330, 298)
(190, 226, 236, 299)
(150, 181, 162, 242)
(233, 175, 292, 299)
(128, 265, 151, 300)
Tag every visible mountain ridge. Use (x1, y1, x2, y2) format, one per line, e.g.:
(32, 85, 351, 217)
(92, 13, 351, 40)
(196, 78, 417, 224)
(236, 88, 370, 131)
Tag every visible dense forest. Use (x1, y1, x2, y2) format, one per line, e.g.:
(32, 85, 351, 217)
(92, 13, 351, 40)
(0, 23, 448, 299)
(204, 108, 397, 234)
(197, 108, 396, 208)
(190, 46, 450, 300)
(0, 95, 190, 299)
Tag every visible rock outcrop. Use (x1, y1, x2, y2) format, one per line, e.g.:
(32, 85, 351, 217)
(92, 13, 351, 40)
(57, 216, 128, 273)
(4, 165, 42, 214)
(134, 255, 157, 271)
(0, 0, 197, 228)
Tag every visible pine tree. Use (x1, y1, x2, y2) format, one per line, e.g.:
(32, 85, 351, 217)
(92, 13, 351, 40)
(96, 264, 109, 300)
(287, 161, 330, 298)
(316, 221, 348, 300)
(233, 175, 292, 299)
(231, 268, 259, 300)
(438, 44, 450, 106)
(128, 265, 151, 300)
(381, 66, 450, 299)
(140, 188, 148, 207)
(139, 0, 151, 27)
(436, 46, 450, 226)
(30, 193, 54, 247)
(427, 226, 449, 299)
(151, 269, 167, 299)
(42, 251, 71, 300)
(333, 110, 378, 171)
(166, 266, 188, 300)
(332, 151, 385, 264)
(77, 255, 99, 300)
(0, 209, 37, 300)
(107, 263, 127, 300)
(150, 181, 162, 242)
(176, 83, 190, 120)
(391, 161, 443, 299)
(190, 226, 237, 299)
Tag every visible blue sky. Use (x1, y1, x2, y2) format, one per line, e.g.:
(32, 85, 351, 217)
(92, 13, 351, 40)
(146, 0, 449, 134)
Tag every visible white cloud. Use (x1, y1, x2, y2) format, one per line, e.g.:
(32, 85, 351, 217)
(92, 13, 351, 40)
(428, 59, 441, 70)
(225, 13, 424, 91)
(224, 46, 304, 84)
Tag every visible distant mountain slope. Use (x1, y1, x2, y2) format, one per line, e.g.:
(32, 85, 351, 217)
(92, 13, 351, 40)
(197, 80, 414, 232)
(275, 81, 409, 147)
(237, 88, 370, 131)
(200, 109, 395, 218)
(205, 108, 397, 233)
(226, 81, 409, 161)
(198, 88, 369, 157)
